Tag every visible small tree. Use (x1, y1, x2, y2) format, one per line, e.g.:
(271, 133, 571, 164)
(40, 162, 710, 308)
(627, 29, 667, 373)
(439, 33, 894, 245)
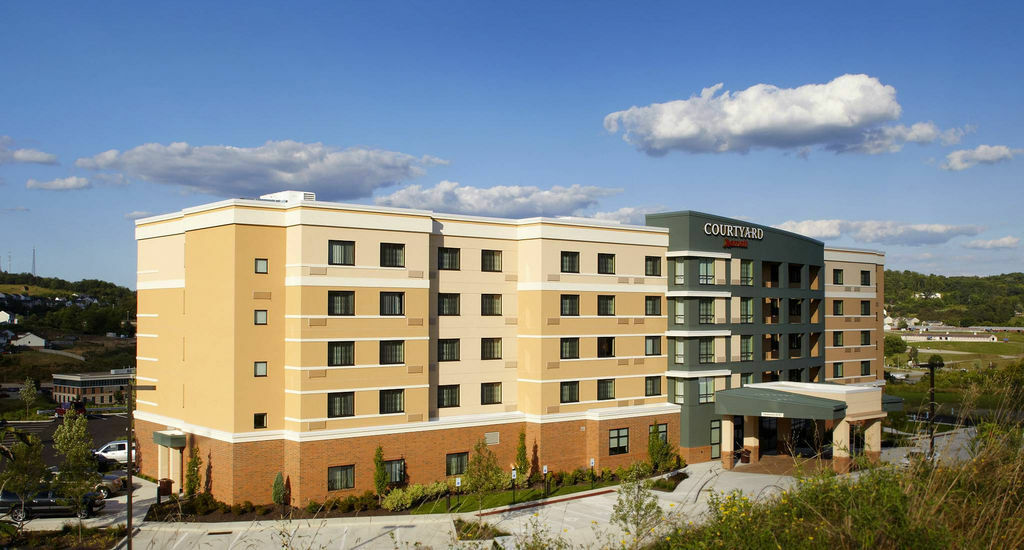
(611, 463, 662, 550)
(908, 345, 919, 365)
(884, 334, 906, 357)
(647, 430, 678, 473)
(927, 354, 945, 369)
(19, 377, 37, 418)
(373, 445, 388, 503)
(464, 439, 503, 514)
(0, 435, 48, 533)
(53, 410, 100, 543)
(514, 429, 530, 487)
(185, 446, 203, 497)
(272, 472, 285, 512)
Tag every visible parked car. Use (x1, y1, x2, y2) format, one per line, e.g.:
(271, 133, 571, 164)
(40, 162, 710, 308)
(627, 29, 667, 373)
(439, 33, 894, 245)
(94, 440, 135, 464)
(55, 402, 87, 418)
(47, 467, 126, 499)
(0, 488, 105, 521)
(93, 452, 119, 472)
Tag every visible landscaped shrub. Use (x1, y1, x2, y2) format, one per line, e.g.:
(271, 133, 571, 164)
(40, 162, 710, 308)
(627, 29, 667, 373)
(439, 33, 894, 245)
(258, 505, 272, 515)
(551, 471, 564, 486)
(217, 502, 231, 514)
(231, 503, 243, 515)
(337, 496, 354, 513)
(241, 501, 255, 514)
(305, 500, 322, 514)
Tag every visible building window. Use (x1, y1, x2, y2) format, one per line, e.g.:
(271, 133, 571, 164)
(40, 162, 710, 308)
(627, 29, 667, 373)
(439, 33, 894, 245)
(481, 382, 502, 405)
(597, 379, 615, 400)
(481, 338, 502, 360)
(560, 251, 580, 273)
(380, 292, 404, 316)
(861, 361, 871, 376)
(438, 293, 460, 316)
(740, 335, 753, 361)
(254, 361, 267, 377)
(598, 253, 616, 275)
(481, 250, 502, 272)
(645, 376, 661, 396)
(674, 258, 685, 285)
(254, 258, 268, 274)
(740, 373, 753, 386)
(645, 336, 661, 356)
(379, 389, 405, 414)
(698, 377, 715, 404)
(861, 300, 871, 316)
(833, 269, 844, 285)
(597, 295, 615, 316)
(740, 298, 754, 323)
(833, 332, 844, 347)
(560, 338, 579, 359)
(789, 298, 802, 319)
(380, 341, 404, 365)
(328, 240, 355, 266)
(698, 259, 715, 285)
(609, 428, 629, 455)
(328, 341, 355, 366)
(650, 423, 668, 443)
(384, 459, 405, 485)
(327, 465, 354, 490)
(645, 296, 661, 316)
(328, 291, 354, 316)
(560, 294, 579, 316)
(254, 310, 268, 325)
(437, 385, 460, 408)
(699, 298, 715, 324)
(833, 300, 844, 316)
(438, 339, 460, 362)
(328, 392, 355, 418)
(254, 413, 267, 429)
(481, 294, 502, 316)
(833, 362, 844, 378)
(380, 243, 405, 268)
(560, 381, 579, 403)
(446, 453, 468, 476)
(860, 270, 871, 286)
(597, 337, 615, 358)
(674, 299, 685, 324)
(861, 330, 871, 346)
(790, 333, 803, 351)
(698, 338, 714, 364)
(645, 256, 661, 277)
(438, 247, 460, 270)
(740, 260, 754, 286)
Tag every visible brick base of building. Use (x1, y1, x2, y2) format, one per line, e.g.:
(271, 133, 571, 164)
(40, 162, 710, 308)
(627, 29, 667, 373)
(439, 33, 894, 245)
(138, 412, 679, 506)
(679, 445, 712, 465)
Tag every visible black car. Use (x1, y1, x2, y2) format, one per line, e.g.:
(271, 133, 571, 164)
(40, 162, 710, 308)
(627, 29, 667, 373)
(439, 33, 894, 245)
(0, 489, 105, 522)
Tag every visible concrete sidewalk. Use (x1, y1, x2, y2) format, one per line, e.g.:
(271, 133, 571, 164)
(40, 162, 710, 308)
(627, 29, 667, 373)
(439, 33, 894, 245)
(18, 477, 158, 532)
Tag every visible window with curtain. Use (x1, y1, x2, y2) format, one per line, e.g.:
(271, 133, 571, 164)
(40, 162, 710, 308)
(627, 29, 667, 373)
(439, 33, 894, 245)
(597, 337, 615, 358)
(597, 379, 615, 400)
(861, 331, 871, 345)
(560, 381, 579, 403)
(699, 298, 714, 324)
(327, 392, 354, 418)
(446, 453, 468, 475)
(437, 385, 460, 408)
(645, 296, 661, 315)
(740, 298, 754, 323)
(327, 341, 354, 366)
(645, 376, 661, 396)
(833, 362, 844, 378)
(833, 269, 844, 285)
(597, 253, 615, 274)
(609, 428, 628, 455)
(699, 258, 715, 284)
(328, 291, 354, 316)
(480, 382, 502, 405)
(675, 299, 685, 324)
(649, 423, 667, 442)
(740, 335, 753, 361)
(860, 270, 871, 286)
(438, 247, 460, 270)
(481, 249, 502, 272)
(740, 260, 753, 285)
(481, 294, 502, 316)
(380, 292, 404, 316)
(674, 258, 685, 284)
(327, 465, 354, 490)
(328, 240, 355, 266)
(379, 341, 404, 365)
(645, 336, 661, 356)
(438, 293, 460, 316)
(560, 338, 579, 359)
(698, 377, 715, 403)
(741, 372, 753, 386)
(833, 300, 844, 315)
(560, 251, 579, 273)
(597, 295, 615, 316)
(699, 337, 714, 363)
(833, 332, 844, 347)
(379, 389, 405, 414)
(645, 256, 661, 277)
(438, 339, 460, 361)
(384, 459, 405, 484)
(481, 338, 502, 360)
(380, 243, 405, 267)
(861, 361, 871, 376)
(861, 300, 871, 316)
(560, 294, 579, 316)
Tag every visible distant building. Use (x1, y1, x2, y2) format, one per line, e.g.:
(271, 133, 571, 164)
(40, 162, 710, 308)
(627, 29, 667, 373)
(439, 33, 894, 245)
(0, 311, 14, 325)
(902, 332, 997, 343)
(12, 332, 46, 348)
(52, 371, 135, 405)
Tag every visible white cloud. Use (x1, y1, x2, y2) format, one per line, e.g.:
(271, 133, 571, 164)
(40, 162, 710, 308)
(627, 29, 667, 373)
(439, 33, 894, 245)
(963, 236, 1019, 249)
(75, 140, 446, 200)
(941, 144, 1020, 171)
(775, 219, 984, 246)
(374, 180, 621, 218)
(25, 176, 91, 191)
(124, 210, 153, 220)
(1, 206, 29, 212)
(589, 206, 662, 225)
(604, 74, 964, 156)
(0, 136, 58, 165)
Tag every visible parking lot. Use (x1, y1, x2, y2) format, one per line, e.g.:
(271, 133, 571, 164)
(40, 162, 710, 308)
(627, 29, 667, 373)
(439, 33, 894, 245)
(5, 412, 129, 467)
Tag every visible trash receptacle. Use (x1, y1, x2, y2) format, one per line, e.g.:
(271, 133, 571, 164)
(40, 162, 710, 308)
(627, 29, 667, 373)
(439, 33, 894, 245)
(740, 449, 751, 464)
(158, 478, 173, 496)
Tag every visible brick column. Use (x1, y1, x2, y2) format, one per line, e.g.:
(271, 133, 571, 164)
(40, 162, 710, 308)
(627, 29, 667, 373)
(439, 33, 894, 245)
(743, 415, 760, 462)
(776, 418, 793, 455)
(832, 419, 851, 473)
(721, 415, 734, 470)
(864, 418, 882, 464)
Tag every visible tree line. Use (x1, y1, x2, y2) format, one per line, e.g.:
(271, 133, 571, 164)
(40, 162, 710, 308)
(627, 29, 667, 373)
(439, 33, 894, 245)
(885, 270, 1024, 326)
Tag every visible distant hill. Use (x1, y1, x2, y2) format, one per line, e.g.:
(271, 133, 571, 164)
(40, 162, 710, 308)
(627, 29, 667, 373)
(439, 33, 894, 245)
(0, 272, 135, 336)
(885, 270, 1024, 327)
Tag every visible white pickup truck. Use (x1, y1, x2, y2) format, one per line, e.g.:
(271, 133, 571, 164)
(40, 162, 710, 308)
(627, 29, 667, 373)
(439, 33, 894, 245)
(94, 440, 136, 464)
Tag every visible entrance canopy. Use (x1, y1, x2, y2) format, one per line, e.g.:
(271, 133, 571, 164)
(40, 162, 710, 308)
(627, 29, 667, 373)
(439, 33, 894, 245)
(153, 430, 186, 448)
(715, 387, 847, 420)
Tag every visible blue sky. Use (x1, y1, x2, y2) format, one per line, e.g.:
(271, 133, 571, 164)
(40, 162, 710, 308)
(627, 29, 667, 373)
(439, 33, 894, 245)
(1, 1, 1021, 289)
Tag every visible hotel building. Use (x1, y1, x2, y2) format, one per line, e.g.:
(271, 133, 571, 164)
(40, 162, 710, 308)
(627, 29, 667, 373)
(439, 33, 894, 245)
(135, 194, 896, 504)
(823, 247, 886, 385)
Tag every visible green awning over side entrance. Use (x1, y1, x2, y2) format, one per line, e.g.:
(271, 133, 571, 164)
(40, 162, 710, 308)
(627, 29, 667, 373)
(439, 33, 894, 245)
(714, 387, 847, 420)
(882, 394, 904, 412)
(153, 430, 186, 448)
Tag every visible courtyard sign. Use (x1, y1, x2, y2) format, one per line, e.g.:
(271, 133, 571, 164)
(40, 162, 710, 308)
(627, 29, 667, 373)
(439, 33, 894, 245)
(704, 222, 764, 240)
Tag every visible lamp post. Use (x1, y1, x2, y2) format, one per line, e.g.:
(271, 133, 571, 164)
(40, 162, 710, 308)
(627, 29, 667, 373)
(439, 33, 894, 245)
(125, 380, 156, 550)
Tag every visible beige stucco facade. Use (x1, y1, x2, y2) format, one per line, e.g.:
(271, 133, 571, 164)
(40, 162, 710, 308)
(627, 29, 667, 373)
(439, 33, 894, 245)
(824, 247, 886, 384)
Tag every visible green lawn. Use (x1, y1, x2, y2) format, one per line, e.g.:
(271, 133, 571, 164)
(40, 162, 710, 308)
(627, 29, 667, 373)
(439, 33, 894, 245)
(410, 478, 619, 514)
(0, 394, 57, 420)
(0, 284, 75, 298)
(886, 387, 1005, 411)
(910, 340, 1024, 356)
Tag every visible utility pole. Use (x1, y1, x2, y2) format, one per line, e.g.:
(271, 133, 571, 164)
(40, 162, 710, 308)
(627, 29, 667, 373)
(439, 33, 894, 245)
(125, 376, 156, 550)
(928, 361, 936, 459)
